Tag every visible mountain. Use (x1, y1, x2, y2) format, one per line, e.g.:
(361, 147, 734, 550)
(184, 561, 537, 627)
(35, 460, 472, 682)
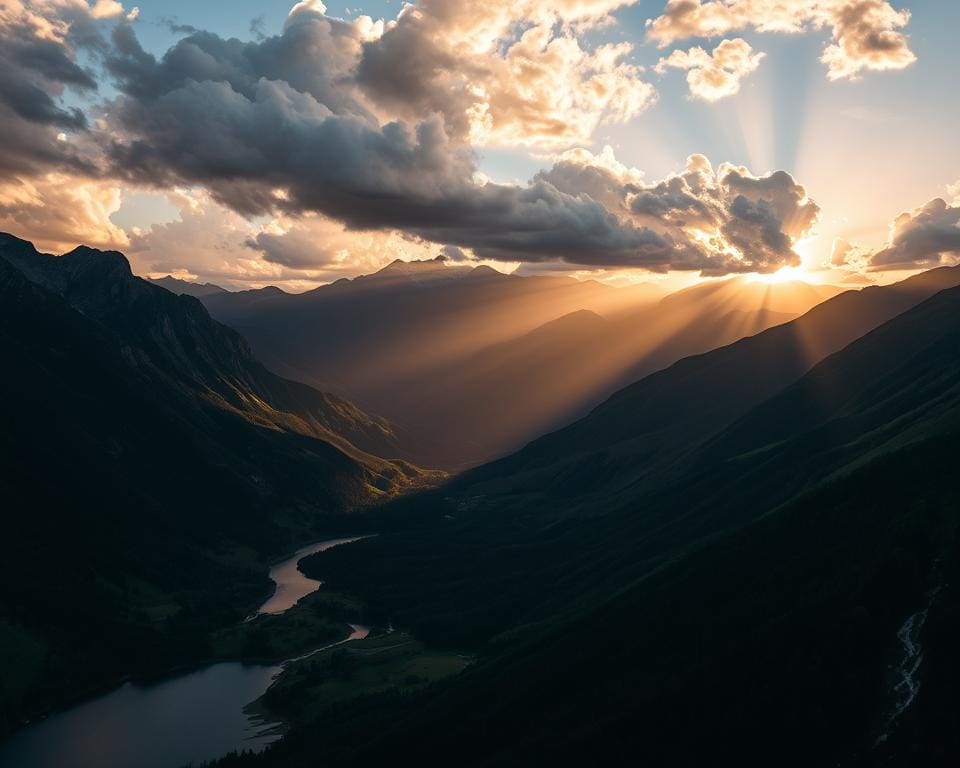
(200, 262, 834, 468)
(293, 264, 960, 653)
(458, 265, 960, 504)
(215, 276, 960, 768)
(200, 260, 657, 467)
(149, 275, 229, 297)
(0, 233, 437, 732)
(574, 277, 841, 403)
(375, 281, 960, 766)
(199, 258, 643, 391)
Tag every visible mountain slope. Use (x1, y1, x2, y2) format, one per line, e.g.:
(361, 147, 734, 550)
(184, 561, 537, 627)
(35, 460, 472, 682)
(219, 281, 960, 768)
(376, 282, 960, 765)
(696, 283, 960, 498)
(333, 434, 958, 768)
(458, 265, 960, 504)
(0, 233, 436, 731)
(0, 235, 421, 470)
(302, 267, 960, 654)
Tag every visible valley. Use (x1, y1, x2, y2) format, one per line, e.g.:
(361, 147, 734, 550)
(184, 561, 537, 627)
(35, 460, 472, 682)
(3, 2, 958, 766)
(2, 234, 960, 768)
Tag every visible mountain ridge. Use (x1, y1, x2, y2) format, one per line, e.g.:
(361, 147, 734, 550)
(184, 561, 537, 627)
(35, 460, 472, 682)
(149, 275, 229, 297)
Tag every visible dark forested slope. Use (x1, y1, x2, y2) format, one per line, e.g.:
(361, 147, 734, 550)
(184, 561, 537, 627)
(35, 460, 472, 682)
(216, 279, 960, 768)
(0, 234, 435, 731)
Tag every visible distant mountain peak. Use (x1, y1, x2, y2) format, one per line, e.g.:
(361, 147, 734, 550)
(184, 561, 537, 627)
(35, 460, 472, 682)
(378, 255, 447, 273)
(368, 255, 474, 286)
(539, 309, 608, 329)
(465, 264, 508, 281)
(150, 275, 229, 298)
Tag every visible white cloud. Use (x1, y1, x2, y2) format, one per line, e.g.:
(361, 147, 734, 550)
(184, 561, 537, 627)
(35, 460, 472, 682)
(355, 0, 656, 149)
(656, 38, 765, 101)
(0, 173, 128, 252)
(647, 0, 915, 81)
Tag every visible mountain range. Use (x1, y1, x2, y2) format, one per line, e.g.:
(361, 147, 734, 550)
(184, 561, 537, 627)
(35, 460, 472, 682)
(4, 231, 960, 766)
(148, 275, 229, 298)
(193, 259, 837, 468)
(231, 263, 960, 767)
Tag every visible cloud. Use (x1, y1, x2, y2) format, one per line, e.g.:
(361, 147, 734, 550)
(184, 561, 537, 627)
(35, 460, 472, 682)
(354, 0, 655, 148)
(868, 198, 960, 270)
(0, 2, 133, 245)
(663, 157, 820, 273)
(158, 16, 198, 35)
(820, 0, 916, 80)
(647, 0, 915, 81)
(100, 12, 818, 276)
(249, 215, 437, 272)
(249, 15, 267, 41)
(948, 181, 960, 206)
(828, 237, 870, 271)
(96, 19, 671, 270)
(655, 38, 764, 101)
(125, 190, 439, 289)
(438, 244, 471, 262)
(1, 2, 821, 278)
(0, 0, 123, 174)
(539, 150, 820, 274)
(534, 145, 646, 211)
(0, 172, 127, 252)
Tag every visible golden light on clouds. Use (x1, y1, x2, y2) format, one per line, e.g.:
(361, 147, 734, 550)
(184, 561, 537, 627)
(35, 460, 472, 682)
(0, 0, 949, 291)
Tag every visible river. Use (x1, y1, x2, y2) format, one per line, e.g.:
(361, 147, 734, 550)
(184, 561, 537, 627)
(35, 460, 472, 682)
(0, 537, 370, 768)
(256, 536, 370, 616)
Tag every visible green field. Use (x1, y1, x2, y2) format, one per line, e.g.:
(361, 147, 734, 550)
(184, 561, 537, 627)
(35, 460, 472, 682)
(260, 632, 470, 725)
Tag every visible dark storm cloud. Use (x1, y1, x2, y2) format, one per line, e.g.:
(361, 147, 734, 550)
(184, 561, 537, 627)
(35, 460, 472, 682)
(541, 153, 819, 274)
(105, 12, 372, 117)
(723, 195, 793, 268)
(0, 68, 88, 128)
(0, 8, 107, 174)
(630, 181, 714, 225)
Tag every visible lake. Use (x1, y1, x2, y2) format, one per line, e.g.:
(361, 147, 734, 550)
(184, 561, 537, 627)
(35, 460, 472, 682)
(0, 538, 370, 768)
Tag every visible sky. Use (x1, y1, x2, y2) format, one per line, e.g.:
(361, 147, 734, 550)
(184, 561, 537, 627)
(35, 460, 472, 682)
(1, 0, 959, 291)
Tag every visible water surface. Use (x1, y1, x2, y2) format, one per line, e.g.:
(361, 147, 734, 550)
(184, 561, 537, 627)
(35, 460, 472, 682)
(0, 537, 371, 768)
(257, 536, 369, 616)
(0, 660, 284, 768)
